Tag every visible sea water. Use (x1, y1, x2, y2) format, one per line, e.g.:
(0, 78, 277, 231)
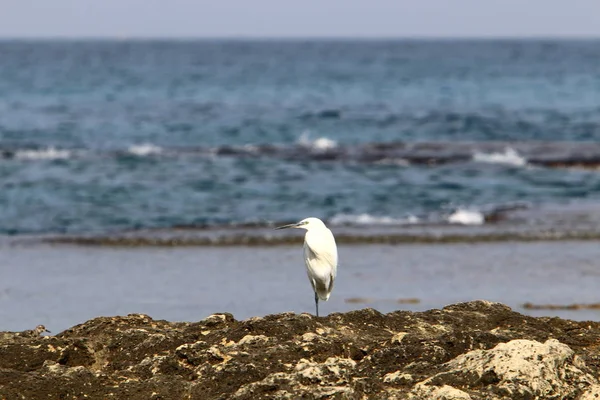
(2, 40, 600, 331)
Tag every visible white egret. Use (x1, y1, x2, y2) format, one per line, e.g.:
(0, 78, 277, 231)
(275, 217, 338, 316)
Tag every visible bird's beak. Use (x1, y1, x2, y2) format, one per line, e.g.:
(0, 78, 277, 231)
(45, 329, 51, 333)
(275, 222, 300, 230)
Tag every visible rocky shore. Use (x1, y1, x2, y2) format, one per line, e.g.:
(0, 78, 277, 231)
(2, 301, 600, 399)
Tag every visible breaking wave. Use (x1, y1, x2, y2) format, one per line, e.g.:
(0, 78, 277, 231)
(297, 132, 338, 151)
(14, 147, 73, 160)
(329, 213, 420, 226)
(446, 209, 485, 225)
(473, 147, 527, 167)
(127, 143, 163, 156)
(1, 141, 600, 169)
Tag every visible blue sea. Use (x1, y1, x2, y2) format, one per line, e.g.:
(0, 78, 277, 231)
(2, 39, 600, 331)
(1, 39, 600, 238)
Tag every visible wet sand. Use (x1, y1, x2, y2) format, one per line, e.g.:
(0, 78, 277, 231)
(1, 240, 599, 332)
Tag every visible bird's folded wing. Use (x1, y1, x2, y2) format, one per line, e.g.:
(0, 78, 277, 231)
(304, 239, 338, 277)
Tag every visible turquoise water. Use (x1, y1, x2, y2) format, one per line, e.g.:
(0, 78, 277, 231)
(2, 40, 600, 236)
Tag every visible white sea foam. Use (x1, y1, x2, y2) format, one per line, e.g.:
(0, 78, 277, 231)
(243, 144, 259, 153)
(128, 143, 163, 156)
(447, 209, 485, 225)
(472, 147, 527, 166)
(298, 132, 337, 150)
(330, 213, 419, 226)
(15, 147, 72, 160)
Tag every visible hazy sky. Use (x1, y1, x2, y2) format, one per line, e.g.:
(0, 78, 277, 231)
(1, 0, 599, 38)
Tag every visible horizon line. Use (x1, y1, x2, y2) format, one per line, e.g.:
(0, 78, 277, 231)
(0, 34, 599, 41)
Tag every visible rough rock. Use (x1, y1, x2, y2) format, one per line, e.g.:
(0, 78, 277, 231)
(2, 301, 600, 399)
(414, 339, 594, 399)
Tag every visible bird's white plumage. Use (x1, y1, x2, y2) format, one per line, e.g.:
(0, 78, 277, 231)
(303, 222, 337, 300)
(275, 217, 338, 315)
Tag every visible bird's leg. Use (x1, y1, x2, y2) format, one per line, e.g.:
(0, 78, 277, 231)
(315, 292, 319, 317)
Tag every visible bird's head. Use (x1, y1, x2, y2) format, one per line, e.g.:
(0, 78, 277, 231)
(35, 325, 51, 334)
(275, 217, 327, 231)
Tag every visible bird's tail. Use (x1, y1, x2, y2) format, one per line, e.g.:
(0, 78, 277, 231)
(311, 274, 334, 301)
(316, 289, 331, 301)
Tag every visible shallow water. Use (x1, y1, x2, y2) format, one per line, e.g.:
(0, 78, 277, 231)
(2, 241, 599, 333)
